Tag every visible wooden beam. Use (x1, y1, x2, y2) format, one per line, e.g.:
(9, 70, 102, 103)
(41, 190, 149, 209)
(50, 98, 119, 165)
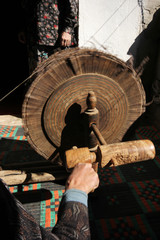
(0, 170, 68, 186)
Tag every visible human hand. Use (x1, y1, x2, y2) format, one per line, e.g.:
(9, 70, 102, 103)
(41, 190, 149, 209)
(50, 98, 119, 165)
(61, 32, 72, 47)
(65, 163, 99, 194)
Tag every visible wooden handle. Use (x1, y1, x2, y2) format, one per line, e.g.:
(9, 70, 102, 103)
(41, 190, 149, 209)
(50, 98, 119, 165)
(65, 147, 96, 169)
(97, 140, 156, 168)
(65, 140, 155, 169)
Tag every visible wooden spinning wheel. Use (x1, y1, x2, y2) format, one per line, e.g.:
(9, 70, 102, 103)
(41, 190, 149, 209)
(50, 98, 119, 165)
(22, 48, 146, 163)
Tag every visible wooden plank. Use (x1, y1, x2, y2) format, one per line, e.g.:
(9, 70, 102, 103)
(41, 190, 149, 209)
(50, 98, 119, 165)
(0, 170, 68, 186)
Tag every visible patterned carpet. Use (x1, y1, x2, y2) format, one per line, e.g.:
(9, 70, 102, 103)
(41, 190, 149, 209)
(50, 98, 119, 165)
(0, 124, 160, 239)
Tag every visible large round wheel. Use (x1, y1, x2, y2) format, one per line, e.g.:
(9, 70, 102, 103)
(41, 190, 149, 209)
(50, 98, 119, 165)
(22, 48, 146, 163)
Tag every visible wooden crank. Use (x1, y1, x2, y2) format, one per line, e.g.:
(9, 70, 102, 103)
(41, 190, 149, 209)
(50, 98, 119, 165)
(65, 91, 156, 170)
(65, 140, 155, 170)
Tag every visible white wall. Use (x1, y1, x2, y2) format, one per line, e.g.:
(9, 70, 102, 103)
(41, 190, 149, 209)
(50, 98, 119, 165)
(79, 0, 142, 61)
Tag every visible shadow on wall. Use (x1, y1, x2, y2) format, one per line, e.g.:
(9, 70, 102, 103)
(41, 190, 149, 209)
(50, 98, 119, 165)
(127, 8, 160, 102)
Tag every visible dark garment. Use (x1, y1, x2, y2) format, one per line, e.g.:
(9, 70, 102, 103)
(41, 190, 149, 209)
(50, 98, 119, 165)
(21, 0, 78, 46)
(0, 180, 90, 240)
(52, 201, 90, 239)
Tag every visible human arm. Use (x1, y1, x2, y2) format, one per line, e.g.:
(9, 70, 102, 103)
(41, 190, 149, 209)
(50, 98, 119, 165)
(0, 163, 99, 240)
(52, 163, 99, 239)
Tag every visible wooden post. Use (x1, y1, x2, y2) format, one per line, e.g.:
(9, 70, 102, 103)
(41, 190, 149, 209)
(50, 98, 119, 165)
(84, 91, 99, 150)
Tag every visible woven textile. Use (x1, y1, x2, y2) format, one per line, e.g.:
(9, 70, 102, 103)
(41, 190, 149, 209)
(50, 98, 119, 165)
(0, 125, 26, 140)
(0, 125, 45, 166)
(89, 125, 160, 239)
(9, 183, 65, 231)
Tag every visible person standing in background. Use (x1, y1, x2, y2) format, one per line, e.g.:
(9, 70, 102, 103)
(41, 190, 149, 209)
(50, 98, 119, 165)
(18, 0, 79, 73)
